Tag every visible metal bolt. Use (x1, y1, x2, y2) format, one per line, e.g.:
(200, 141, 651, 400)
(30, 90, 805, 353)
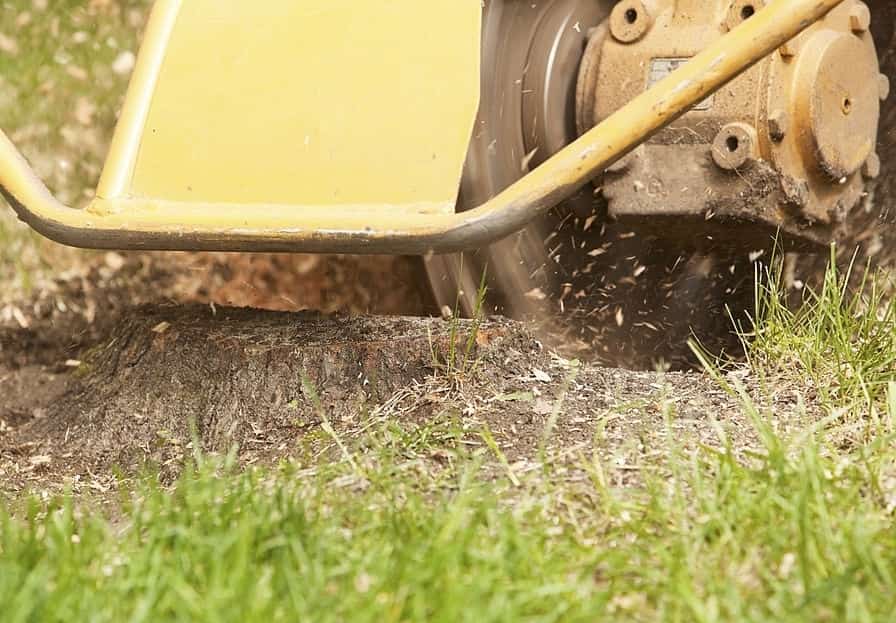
(768, 110, 789, 142)
(862, 152, 881, 180)
(779, 40, 796, 59)
(712, 123, 757, 170)
(879, 74, 891, 101)
(849, 3, 870, 34)
(609, 0, 651, 43)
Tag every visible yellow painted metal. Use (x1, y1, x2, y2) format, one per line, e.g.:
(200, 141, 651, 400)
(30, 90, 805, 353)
(96, 0, 181, 200)
(99, 0, 481, 213)
(0, 0, 848, 255)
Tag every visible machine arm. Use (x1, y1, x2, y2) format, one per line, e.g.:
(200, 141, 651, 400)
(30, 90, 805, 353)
(0, 0, 847, 255)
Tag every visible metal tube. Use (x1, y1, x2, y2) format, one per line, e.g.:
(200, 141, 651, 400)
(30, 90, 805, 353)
(0, 0, 846, 254)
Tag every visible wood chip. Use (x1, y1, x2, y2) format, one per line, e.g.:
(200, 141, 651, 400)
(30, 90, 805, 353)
(532, 368, 552, 383)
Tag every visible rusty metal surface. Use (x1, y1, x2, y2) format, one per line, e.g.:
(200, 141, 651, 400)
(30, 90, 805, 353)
(579, 0, 885, 247)
(428, 0, 878, 317)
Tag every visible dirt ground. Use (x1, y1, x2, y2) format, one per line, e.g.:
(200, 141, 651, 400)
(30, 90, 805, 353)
(0, 259, 821, 495)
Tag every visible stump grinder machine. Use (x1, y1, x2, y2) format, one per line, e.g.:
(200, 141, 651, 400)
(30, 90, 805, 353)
(0, 0, 892, 319)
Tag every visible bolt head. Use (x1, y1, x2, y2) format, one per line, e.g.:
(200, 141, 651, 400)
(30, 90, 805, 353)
(849, 3, 871, 34)
(609, 0, 651, 43)
(862, 152, 881, 180)
(712, 123, 757, 171)
(768, 110, 789, 142)
(879, 74, 890, 101)
(779, 41, 796, 59)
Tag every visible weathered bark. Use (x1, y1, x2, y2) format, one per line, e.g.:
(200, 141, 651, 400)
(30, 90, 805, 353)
(2, 305, 528, 479)
(2, 304, 812, 495)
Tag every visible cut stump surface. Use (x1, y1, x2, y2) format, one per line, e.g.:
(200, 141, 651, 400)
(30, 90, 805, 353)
(0, 305, 812, 492)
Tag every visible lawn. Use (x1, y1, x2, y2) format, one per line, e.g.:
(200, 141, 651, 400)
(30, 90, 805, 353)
(0, 0, 147, 299)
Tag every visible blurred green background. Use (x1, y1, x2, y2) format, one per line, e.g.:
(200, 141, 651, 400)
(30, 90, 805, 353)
(0, 0, 149, 299)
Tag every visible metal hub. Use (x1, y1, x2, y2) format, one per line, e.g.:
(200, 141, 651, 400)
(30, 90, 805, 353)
(803, 33, 879, 180)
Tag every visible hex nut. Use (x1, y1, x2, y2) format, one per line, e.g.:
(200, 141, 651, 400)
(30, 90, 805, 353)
(712, 123, 758, 170)
(779, 40, 796, 59)
(609, 0, 651, 43)
(862, 152, 881, 180)
(725, 0, 764, 31)
(768, 110, 789, 142)
(879, 74, 891, 101)
(849, 2, 871, 34)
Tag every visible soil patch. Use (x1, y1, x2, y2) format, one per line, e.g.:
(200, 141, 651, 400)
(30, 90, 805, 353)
(0, 304, 814, 495)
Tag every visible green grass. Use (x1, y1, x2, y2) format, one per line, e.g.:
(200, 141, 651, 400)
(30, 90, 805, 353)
(0, 0, 146, 147)
(2, 391, 895, 621)
(0, 0, 148, 296)
(3, 255, 896, 621)
(429, 267, 489, 383)
(745, 247, 896, 416)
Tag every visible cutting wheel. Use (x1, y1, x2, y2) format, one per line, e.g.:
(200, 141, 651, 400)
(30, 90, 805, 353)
(425, 0, 610, 320)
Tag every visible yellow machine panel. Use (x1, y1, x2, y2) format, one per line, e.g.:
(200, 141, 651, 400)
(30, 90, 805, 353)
(97, 0, 482, 214)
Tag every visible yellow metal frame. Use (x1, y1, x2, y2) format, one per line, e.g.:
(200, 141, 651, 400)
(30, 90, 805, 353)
(0, 0, 847, 255)
(99, 0, 480, 213)
(95, 0, 181, 201)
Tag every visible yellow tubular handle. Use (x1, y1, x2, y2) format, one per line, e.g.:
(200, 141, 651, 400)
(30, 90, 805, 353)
(0, 0, 846, 255)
